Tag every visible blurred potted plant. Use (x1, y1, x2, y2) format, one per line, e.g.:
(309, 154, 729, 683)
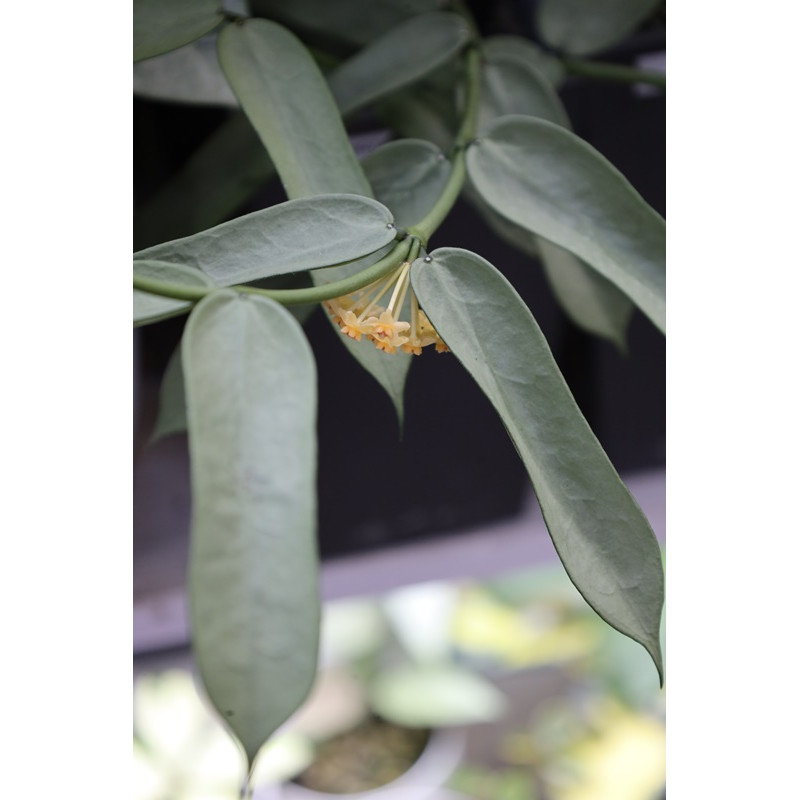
(133, 0, 666, 794)
(274, 586, 503, 799)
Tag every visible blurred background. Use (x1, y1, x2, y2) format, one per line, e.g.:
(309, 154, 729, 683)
(134, 547, 666, 799)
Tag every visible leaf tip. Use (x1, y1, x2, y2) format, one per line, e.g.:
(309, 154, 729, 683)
(644, 636, 665, 688)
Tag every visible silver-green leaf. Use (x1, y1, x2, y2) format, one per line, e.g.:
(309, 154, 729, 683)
(478, 50, 571, 132)
(534, 0, 661, 57)
(378, 89, 456, 153)
(216, 19, 416, 424)
(133, 33, 237, 106)
(150, 345, 187, 443)
(363, 139, 452, 229)
(465, 190, 634, 349)
(482, 35, 566, 86)
(327, 12, 471, 115)
(133, 260, 213, 326)
(133, 0, 224, 62)
(217, 19, 372, 199)
(467, 115, 665, 334)
(314, 244, 412, 428)
(183, 290, 320, 768)
(537, 238, 634, 351)
(135, 194, 396, 286)
(472, 67, 634, 348)
(250, 0, 440, 47)
(411, 248, 664, 682)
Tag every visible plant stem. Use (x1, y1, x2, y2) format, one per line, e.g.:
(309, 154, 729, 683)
(563, 57, 665, 89)
(133, 239, 413, 306)
(407, 43, 482, 246)
(134, 32, 479, 307)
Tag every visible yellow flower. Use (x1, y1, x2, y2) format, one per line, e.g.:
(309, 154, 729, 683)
(367, 310, 411, 349)
(339, 310, 374, 342)
(324, 260, 447, 356)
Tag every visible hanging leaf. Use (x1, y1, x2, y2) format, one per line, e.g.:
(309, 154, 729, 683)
(134, 20, 461, 246)
(183, 290, 320, 769)
(216, 19, 416, 424)
(133, 33, 237, 106)
(150, 345, 186, 443)
(313, 243, 413, 428)
(464, 187, 633, 349)
(327, 12, 471, 114)
(537, 238, 634, 351)
(135, 194, 396, 286)
(217, 19, 372, 199)
(478, 50, 571, 132)
(133, 0, 224, 62)
(133, 260, 212, 326)
(467, 115, 665, 334)
(339, 335, 412, 430)
(411, 248, 664, 682)
(473, 67, 634, 348)
(534, 0, 661, 57)
(363, 139, 451, 229)
(250, 0, 440, 48)
(378, 89, 456, 153)
(482, 35, 566, 87)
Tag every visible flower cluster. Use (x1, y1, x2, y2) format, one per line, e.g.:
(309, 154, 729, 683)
(324, 261, 449, 355)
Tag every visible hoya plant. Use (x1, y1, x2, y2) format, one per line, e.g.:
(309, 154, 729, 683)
(133, 0, 665, 790)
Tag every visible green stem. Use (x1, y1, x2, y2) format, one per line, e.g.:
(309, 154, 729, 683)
(563, 57, 665, 89)
(407, 43, 482, 245)
(134, 26, 479, 307)
(133, 238, 413, 306)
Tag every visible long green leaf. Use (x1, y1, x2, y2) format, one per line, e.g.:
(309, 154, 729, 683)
(313, 243, 413, 427)
(217, 19, 372, 199)
(472, 70, 634, 348)
(363, 139, 451, 229)
(411, 248, 664, 681)
(215, 19, 414, 422)
(482, 35, 566, 86)
(134, 19, 458, 246)
(378, 90, 456, 153)
(150, 345, 186, 443)
(133, 0, 224, 62)
(150, 303, 318, 446)
(478, 51, 571, 132)
(537, 238, 634, 351)
(465, 188, 634, 349)
(467, 115, 665, 334)
(134, 194, 396, 286)
(250, 0, 439, 47)
(183, 290, 320, 768)
(534, 0, 661, 57)
(134, 16, 459, 246)
(327, 12, 470, 114)
(133, 260, 213, 326)
(133, 33, 237, 106)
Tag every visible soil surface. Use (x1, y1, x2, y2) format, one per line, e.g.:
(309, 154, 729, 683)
(293, 716, 430, 794)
